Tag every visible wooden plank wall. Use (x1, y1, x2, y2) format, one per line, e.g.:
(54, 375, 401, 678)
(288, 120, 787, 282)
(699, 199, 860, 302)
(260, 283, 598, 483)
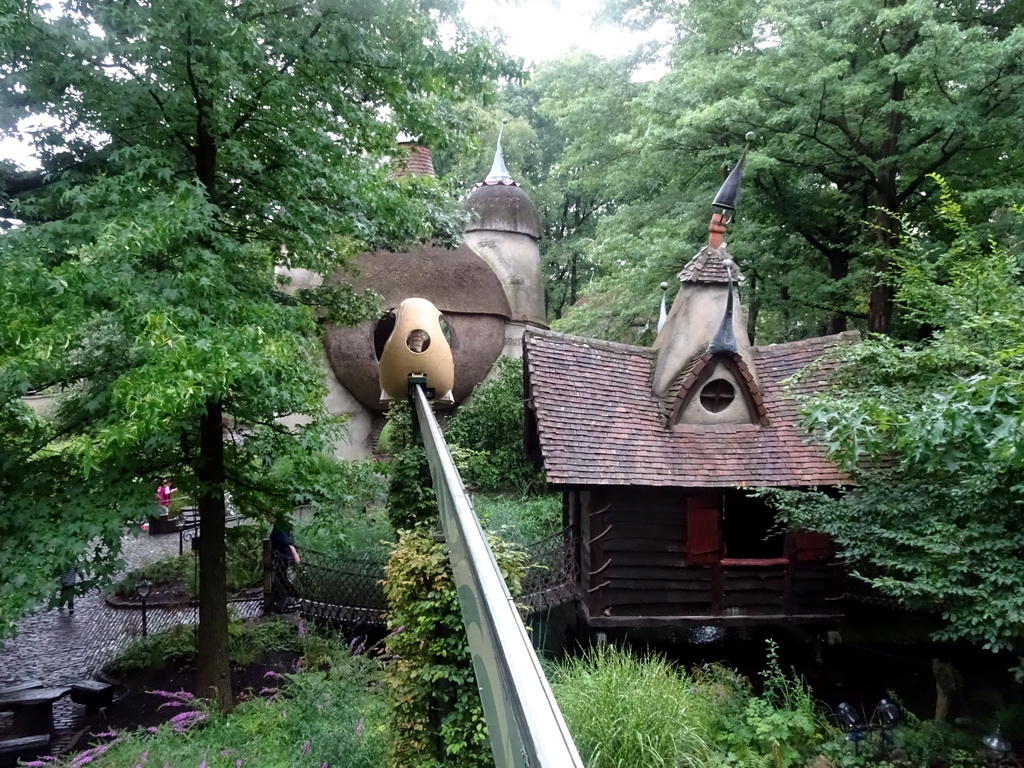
(585, 487, 712, 618)
(576, 487, 842, 622)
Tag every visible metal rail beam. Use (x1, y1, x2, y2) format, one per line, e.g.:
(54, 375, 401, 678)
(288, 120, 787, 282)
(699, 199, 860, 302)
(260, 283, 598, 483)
(413, 385, 583, 768)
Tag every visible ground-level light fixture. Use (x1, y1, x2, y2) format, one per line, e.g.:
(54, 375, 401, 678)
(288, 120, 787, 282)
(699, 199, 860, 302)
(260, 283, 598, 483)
(136, 578, 152, 637)
(983, 727, 1011, 766)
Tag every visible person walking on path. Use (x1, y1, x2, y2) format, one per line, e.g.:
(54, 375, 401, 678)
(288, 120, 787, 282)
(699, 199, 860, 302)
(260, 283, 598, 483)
(269, 516, 301, 611)
(57, 564, 85, 614)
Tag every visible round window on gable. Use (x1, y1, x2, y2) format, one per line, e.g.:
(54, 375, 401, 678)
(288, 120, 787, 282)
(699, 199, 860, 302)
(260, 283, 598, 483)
(699, 378, 735, 413)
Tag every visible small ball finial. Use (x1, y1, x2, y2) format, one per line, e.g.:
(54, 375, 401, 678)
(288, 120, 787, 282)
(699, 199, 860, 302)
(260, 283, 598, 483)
(745, 131, 756, 143)
(502, 118, 509, 125)
(660, 281, 668, 291)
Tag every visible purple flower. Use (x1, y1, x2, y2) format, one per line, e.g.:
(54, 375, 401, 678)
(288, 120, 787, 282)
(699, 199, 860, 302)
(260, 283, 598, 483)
(264, 670, 283, 678)
(147, 727, 158, 733)
(355, 716, 364, 737)
(298, 622, 305, 636)
(169, 710, 207, 733)
(149, 689, 194, 701)
(302, 740, 310, 754)
(237, 761, 243, 767)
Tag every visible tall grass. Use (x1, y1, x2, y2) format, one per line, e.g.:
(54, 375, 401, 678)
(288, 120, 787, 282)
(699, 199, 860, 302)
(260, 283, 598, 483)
(550, 644, 714, 768)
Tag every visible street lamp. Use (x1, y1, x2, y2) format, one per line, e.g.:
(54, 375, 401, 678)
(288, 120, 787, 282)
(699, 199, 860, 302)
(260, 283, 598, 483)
(136, 578, 152, 637)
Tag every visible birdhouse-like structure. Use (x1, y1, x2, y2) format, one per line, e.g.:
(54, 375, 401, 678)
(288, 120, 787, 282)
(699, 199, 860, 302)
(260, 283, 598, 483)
(523, 147, 856, 629)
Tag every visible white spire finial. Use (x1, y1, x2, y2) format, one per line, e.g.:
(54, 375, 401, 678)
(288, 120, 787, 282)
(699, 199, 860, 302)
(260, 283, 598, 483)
(484, 118, 513, 184)
(657, 281, 669, 334)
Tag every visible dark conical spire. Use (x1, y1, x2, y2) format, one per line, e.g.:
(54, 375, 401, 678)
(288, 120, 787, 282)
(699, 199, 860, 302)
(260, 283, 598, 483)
(483, 119, 513, 184)
(712, 147, 747, 212)
(707, 266, 739, 355)
(708, 133, 754, 248)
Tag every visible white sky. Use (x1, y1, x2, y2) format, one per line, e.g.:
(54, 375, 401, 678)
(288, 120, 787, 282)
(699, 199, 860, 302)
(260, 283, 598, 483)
(1, 1, 660, 168)
(462, 0, 662, 65)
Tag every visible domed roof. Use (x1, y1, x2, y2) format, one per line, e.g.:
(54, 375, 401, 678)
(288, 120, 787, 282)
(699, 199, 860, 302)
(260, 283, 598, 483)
(464, 129, 542, 239)
(466, 183, 542, 239)
(330, 244, 512, 316)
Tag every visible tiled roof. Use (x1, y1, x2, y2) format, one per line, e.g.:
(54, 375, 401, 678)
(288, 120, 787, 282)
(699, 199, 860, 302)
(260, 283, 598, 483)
(523, 328, 858, 488)
(392, 144, 435, 178)
(678, 245, 744, 284)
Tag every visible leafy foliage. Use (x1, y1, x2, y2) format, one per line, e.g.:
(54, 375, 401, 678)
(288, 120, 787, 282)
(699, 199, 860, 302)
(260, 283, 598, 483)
(383, 527, 524, 768)
(496, 0, 1024, 342)
(71, 625, 390, 768)
(445, 357, 542, 494)
(472, 492, 562, 546)
(105, 616, 299, 674)
(0, 0, 512, 706)
(766, 180, 1024, 655)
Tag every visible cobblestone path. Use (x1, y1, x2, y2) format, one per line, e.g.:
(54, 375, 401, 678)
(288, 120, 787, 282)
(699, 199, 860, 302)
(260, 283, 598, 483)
(0, 527, 261, 751)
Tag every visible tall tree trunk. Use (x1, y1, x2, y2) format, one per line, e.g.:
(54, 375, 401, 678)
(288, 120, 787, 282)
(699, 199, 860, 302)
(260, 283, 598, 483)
(826, 251, 849, 335)
(195, 399, 232, 712)
(869, 75, 905, 336)
(869, 201, 898, 335)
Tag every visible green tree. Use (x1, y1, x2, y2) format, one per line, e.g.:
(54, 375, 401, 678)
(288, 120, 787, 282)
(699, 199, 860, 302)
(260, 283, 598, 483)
(765, 179, 1024, 658)
(561, 0, 1024, 341)
(0, 0, 509, 711)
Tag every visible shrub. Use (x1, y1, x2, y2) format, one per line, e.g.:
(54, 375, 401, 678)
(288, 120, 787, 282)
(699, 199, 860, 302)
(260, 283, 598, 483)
(383, 526, 524, 768)
(224, 524, 264, 592)
(473, 492, 562, 545)
(57, 636, 390, 768)
(445, 358, 543, 494)
(108, 556, 193, 599)
(104, 617, 301, 674)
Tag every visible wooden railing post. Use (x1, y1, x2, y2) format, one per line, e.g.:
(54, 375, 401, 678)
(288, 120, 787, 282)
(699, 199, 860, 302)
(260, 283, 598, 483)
(262, 538, 273, 615)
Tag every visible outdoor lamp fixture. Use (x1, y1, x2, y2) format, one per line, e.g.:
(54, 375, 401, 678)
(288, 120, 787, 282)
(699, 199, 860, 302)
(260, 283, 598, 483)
(871, 698, 900, 757)
(136, 578, 152, 637)
(873, 698, 900, 728)
(837, 701, 862, 731)
(983, 727, 1011, 766)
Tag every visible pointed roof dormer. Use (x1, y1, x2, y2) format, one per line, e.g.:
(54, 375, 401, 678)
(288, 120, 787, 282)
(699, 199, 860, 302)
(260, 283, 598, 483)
(651, 138, 767, 427)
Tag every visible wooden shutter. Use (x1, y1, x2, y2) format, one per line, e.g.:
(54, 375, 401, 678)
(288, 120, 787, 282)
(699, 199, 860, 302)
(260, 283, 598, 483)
(686, 495, 721, 565)
(793, 531, 832, 562)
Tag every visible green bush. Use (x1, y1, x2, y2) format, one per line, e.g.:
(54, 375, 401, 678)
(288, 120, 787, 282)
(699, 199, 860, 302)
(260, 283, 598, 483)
(104, 624, 197, 674)
(108, 556, 193, 599)
(383, 526, 524, 768)
(296, 505, 396, 560)
(59, 636, 390, 768)
(473, 492, 562, 545)
(445, 358, 543, 494)
(224, 524, 264, 592)
(104, 617, 301, 674)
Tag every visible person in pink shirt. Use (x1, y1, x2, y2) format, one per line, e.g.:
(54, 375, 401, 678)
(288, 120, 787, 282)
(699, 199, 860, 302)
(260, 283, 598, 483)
(156, 478, 176, 517)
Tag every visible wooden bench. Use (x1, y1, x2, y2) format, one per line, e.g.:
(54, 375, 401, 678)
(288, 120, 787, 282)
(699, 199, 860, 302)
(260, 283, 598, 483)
(0, 681, 43, 696)
(0, 687, 70, 734)
(0, 734, 51, 768)
(70, 680, 114, 713)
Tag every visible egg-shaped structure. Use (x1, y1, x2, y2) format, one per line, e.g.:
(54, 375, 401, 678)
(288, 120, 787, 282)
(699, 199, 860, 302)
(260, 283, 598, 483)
(323, 244, 512, 413)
